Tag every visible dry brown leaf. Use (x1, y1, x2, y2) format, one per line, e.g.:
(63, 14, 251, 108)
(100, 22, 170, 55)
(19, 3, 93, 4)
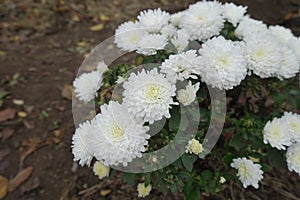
(0, 108, 16, 122)
(53, 129, 65, 144)
(19, 136, 41, 164)
(20, 177, 40, 194)
(100, 189, 112, 196)
(24, 105, 34, 114)
(8, 166, 33, 192)
(61, 84, 73, 101)
(0, 128, 14, 142)
(23, 120, 35, 129)
(90, 23, 104, 31)
(0, 176, 9, 199)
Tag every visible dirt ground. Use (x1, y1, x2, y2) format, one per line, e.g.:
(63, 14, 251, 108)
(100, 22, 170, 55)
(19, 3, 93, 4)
(0, 0, 300, 199)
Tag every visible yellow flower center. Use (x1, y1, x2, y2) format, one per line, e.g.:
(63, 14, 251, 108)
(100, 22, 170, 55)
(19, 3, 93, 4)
(217, 57, 229, 69)
(112, 126, 124, 139)
(146, 85, 162, 100)
(271, 127, 281, 139)
(255, 49, 266, 59)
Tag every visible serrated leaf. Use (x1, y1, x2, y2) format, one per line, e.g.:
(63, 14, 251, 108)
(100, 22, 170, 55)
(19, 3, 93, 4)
(122, 173, 135, 185)
(201, 170, 213, 181)
(223, 153, 234, 166)
(267, 148, 285, 169)
(228, 134, 243, 150)
(169, 106, 180, 131)
(186, 185, 201, 200)
(181, 154, 196, 172)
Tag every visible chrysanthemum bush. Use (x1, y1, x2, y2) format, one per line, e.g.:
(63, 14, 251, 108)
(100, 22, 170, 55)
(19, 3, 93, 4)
(71, 1, 300, 199)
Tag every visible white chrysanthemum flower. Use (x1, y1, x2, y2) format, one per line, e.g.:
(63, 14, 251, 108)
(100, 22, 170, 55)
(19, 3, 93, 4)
(115, 21, 146, 52)
(97, 60, 108, 74)
(177, 81, 200, 106)
(170, 29, 190, 53)
(93, 161, 110, 179)
(282, 112, 300, 143)
(137, 182, 152, 198)
(263, 117, 292, 150)
(222, 3, 247, 26)
(198, 36, 247, 90)
(286, 143, 300, 176)
(160, 24, 177, 38)
(137, 8, 170, 33)
(185, 138, 203, 155)
(72, 121, 95, 166)
(235, 17, 268, 39)
(89, 101, 150, 166)
(288, 36, 300, 60)
(73, 71, 103, 102)
(170, 11, 185, 27)
(231, 158, 263, 189)
(123, 68, 178, 124)
(136, 33, 168, 55)
(276, 46, 300, 80)
(269, 25, 294, 44)
(179, 1, 224, 41)
(244, 33, 282, 78)
(160, 50, 199, 83)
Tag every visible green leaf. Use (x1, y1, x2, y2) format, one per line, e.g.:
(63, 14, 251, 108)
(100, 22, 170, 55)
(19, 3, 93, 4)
(181, 154, 197, 172)
(267, 148, 285, 169)
(144, 176, 151, 187)
(169, 105, 181, 131)
(0, 90, 9, 100)
(186, 185, 201, 200)
(228, 134, 243, 150)
(223, 153, 234, 166)
(201, 170, 213, 181)
(122, 173, 136, 185)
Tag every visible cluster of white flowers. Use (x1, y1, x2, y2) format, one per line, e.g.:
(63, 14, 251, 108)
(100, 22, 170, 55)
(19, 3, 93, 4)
(113, 1, 300, 90)
(263, 112, 300, 176)
(71, 1, 300, 195)
(231, 157, 263, 189)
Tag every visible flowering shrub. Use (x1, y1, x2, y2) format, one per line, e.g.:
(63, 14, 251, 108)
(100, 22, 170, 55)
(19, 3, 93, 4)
(71, 1, 300, 199)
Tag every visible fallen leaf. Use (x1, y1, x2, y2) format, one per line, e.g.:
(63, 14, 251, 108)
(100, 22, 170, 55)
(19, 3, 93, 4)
(0, 108, 16, 122)
(24, 105, 34, 114)
(0, 128, 14, 142)
(19, 136, 41, 165)
(20, 177, 40, 194)
(23, 120, 35, 129)
(18, 111, 27, 118)
(0, 148, 11, 161)
(12, 99, 24, 105)
(61, 84, 73, 101)
(0, 176, 9, 199)
(53, 129, 65, 144)
(100, 189, 112, 196)
(90, 23, 104, 31)
(8, 166, 33, 192)
(100, 14, 109, 22)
